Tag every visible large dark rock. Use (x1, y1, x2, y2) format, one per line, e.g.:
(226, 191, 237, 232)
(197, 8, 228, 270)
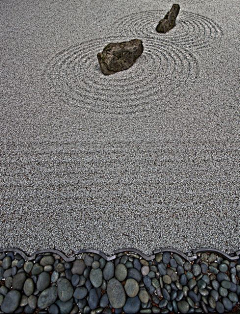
(97, 39, 143, 75)
(156, 4, 180, 33)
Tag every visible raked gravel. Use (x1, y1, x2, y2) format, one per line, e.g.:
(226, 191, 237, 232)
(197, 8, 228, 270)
(0, 0, 240, 256)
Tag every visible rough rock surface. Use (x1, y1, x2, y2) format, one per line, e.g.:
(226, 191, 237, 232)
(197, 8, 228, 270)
(97, 39, 143, 75)
(156, 4, 180, 33)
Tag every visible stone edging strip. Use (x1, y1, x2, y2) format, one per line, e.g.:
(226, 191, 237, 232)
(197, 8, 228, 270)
(0, 247, 240, 313)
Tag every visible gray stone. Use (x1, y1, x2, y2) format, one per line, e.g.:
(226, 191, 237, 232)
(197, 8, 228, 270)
(88, 288, 99, 310)
(12, 272, 27, 290)
(139, 289, 149, 303)
(107, 278, 126, 308)
(28, 295, 37, 309)
(90, 268, 103, 288)
(73, 287, 88, 299)
(0, 286, 8, 296)
(124, 278, 139, 297)
(51, 271, 59, 283)
(71, 274, 80, 287)
(2, 257, 11, 270)
(71, 260, 85, 275)
(128, 268, 142, 282)
(115, 263, 127, 281)
(24, 261, 33, 273)
(49, 304, 60, 314)
(222, 297, 233, 311)
(56, 298, 73, 314)
(32, 263, 44, 275)
(192, 264, 201, 277)
(103, 262, 114, 281)
(162, 252, 171, 264)
(57, 278, 74, 302)
(1, 290, 21, 313)
(157, 263, 167, 276)
(38, 286, 58, 309)
(97, 39, 143, 75)
(24, 278, 35, 296)
(163, 274, 172, 284)
(40, 256, 55, 266)
(141, 266, 150, 276)
(173, 254, 184, 266)
(209, 295, 216, 309)
(177, 300, 189, 313)
(216, 301, 225, 314)
(37, 272, 51, 291)
(100, 293, 109, 308)
(156, 4, 180, 33)
(84, 254, 93, 267)
(123, 296, 140, 314)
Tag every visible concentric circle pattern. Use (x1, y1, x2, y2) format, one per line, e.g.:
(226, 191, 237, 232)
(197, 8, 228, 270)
(114, 10, 223, 50)
(44, 36, 199, 115)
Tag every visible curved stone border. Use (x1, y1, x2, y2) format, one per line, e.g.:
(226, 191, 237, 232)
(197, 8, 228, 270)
(0, 247, 239, 313)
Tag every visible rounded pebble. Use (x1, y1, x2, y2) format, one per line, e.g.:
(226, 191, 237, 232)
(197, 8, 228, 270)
(115, 263, 127, 281)
(107, 278, 126, 308)
(1, 290, 21, 313)
(124, 278, 139, 297)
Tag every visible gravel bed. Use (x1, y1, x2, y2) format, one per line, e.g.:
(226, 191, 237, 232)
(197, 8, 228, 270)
(0, 250, 240, 313)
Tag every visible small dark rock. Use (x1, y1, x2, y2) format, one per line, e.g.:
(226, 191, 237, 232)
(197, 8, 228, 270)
(156, 4, 180, 33)
(97, 39, 143, 75)
(1, 290, 21, 313)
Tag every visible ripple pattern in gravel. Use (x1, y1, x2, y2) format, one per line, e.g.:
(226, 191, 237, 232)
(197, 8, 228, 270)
(113, 10, 223, 50)
(44, 36, 199, 115)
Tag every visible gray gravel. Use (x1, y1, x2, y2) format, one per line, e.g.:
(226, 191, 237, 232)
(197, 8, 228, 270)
(0, 0, 239, 256)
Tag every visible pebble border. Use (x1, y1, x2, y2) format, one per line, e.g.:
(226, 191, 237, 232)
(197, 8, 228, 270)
(0, 248, 240, 314)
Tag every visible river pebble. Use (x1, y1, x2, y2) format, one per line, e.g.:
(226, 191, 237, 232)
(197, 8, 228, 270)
(0, 251, 239, 314)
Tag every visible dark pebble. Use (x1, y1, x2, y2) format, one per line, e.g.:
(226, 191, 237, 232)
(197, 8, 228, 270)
(56, 298, 73, 314)
(157, 263, 167, 276)
(49, 304, 59, 314)
(71, 260, 85, 275)
(159, 299, 168, 308)
(170, 258, 177, 268)
(32, 263, 44, 275)
(133, 258, 141, 271)
(176, 290, 184, 301)
(71, 274, 80, 287)
(201, 263, 208, 273)
(123, 296, 141, 314)
(37, 272, 51, 291)
(162, 288, 170, 301)
(1, 290, 21, 313)
(162, 252, 171, 264)
(24, 305, 35, 314)
(103, 262, 114, 281)
(222, 297, 233, 311)
(217, 272, 230, 282)
(88, 288, 99, 310)
(57, 278, 74, 302)
(73, 287, 88, 299)
(216, 301, 225, 314)
(188, 290, 199, 303)
(180, 274, 187, 285)
(128, 268, 142, 282)
(38, 286, 58, 309)
(12, 273, 27, 290)
(100, 293, 109, 308)
(177, 300, 189, 313)
(76, 298, 87, 309)
(177, 266, 185, 276)
(107, 278, 126, 309)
